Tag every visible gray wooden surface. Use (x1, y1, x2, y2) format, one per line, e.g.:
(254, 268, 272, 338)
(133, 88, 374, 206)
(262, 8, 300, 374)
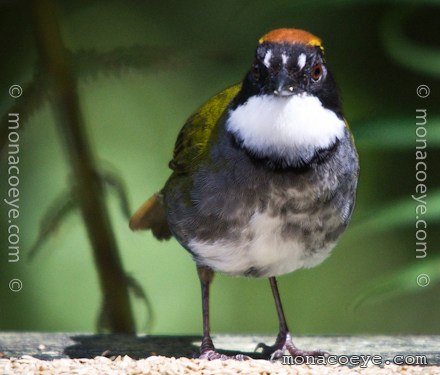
(0, 333, 439, 365)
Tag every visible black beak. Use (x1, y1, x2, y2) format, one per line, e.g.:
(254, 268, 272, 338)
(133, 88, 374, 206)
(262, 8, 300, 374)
(272, 72, 296, 97)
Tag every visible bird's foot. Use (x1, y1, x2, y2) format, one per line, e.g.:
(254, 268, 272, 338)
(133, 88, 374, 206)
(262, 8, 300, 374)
(255, 332, 328, 360)
(199, 350, 250, 361)
(199, 336, 250, 361)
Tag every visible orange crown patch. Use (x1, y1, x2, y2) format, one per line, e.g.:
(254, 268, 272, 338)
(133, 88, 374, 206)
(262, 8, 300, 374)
(259, 28, 322, 48)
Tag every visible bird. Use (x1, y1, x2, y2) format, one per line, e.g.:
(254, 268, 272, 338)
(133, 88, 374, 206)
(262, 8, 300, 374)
(130, 28, 359, 360)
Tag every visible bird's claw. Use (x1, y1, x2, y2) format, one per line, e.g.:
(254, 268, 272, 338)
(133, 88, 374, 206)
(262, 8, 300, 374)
(255, 332, 328, 360)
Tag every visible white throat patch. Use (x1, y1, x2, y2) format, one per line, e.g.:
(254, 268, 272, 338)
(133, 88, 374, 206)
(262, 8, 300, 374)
(226, 94, 345, 162)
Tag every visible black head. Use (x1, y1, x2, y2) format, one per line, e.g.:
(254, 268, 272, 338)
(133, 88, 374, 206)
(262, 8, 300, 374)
(232, 28, 342, 118)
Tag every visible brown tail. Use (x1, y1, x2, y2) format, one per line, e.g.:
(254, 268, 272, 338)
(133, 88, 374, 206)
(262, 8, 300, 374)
(129, 193, 172, 240)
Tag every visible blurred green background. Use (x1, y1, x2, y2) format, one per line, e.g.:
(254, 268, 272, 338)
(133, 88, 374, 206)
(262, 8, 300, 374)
(0, 0, 439, 336)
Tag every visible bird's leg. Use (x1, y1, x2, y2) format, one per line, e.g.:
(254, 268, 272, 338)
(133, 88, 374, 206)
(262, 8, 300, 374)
(198, 265, 216, 356)
(256, 277, 327, 360)
(197, 265, 248, 361)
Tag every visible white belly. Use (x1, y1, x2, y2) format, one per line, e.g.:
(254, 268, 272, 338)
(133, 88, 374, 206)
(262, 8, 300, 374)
(188, 211, 335, 277)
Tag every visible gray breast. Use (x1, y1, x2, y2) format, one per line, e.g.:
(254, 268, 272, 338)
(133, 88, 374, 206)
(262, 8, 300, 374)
(165, 127, 358, 277)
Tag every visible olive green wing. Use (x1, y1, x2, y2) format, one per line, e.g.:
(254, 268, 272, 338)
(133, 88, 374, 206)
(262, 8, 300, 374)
(169, 84, 241, 174)
(129, 84, 240, 234)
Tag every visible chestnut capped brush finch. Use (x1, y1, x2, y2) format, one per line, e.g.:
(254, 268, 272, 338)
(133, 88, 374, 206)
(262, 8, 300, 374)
(130, 28, 359, 360)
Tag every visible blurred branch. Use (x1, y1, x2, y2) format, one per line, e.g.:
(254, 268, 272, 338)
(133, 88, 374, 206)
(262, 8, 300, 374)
(31, 0, 135, 333)
(0, 44, 236, 156)
(97, 275, 155, 333)
(0, 68, 50, 156)
(125, 275, 155, 332)
(28, 167, 132, 259)
(101, 169, 132, 220)
(0, 46, 174, 156)
(27, 188, 75, 260)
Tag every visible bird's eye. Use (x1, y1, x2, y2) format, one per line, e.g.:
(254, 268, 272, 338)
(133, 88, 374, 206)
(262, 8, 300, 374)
(311, 63, 323, 82)
(251, 63, 261, 81)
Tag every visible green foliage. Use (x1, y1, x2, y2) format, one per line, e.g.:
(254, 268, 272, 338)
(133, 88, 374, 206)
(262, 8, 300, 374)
(352, 257, 440, 309)
(351, 190, 440, 235)
(382, 8, 440, 79)
(348, 4, 440, 309)
(353, 117, 440, 149)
